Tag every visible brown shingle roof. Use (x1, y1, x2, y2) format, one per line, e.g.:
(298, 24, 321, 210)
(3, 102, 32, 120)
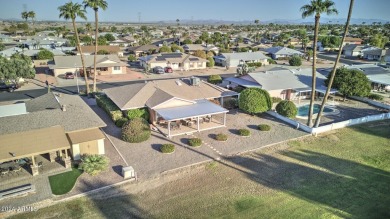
(67, 128, 105, 144)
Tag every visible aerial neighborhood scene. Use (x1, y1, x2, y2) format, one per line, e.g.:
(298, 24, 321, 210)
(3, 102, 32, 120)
(1, 0, 390, 218)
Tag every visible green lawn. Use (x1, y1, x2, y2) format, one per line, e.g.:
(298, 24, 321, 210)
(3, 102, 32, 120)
(11, 121, 390, 219)
(48, 167, 83, 195)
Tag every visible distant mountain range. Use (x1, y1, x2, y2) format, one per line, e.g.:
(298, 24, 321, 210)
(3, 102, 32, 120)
(1, 18, 389, 25)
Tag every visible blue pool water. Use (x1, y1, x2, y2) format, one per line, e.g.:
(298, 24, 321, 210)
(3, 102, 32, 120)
(297, 104, 333, 116)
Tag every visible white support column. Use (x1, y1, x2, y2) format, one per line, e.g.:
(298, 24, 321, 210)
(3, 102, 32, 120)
(197, 116, 200, 132)
(168, 121, 171, 138)
(223, 113, 227, 126)
(220, 97, 224, 106)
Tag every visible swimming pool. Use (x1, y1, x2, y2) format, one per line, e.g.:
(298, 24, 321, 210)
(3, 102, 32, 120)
(297, 104, 334, 117)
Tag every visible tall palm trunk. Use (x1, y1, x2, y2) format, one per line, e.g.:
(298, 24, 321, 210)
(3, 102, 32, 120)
(93, 9, 98, 93)
(72, 19, 90, 95)
(307, 15, 320, 127)
(314, 0, 354, 127)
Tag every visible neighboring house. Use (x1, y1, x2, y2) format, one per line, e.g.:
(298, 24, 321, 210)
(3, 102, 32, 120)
(103, 78, 238, 137)
(342, 37, 363, 46)
(0, 93, 106, 175)
(182, 44, 219, 55)
(223, 67, 335, 100)
(266, 46, 304, 59)
(214, 52, 269, 67)
(139, 52, 208, 70)
(346, 64, 390, 90)
(0, 46, 67, 59)
(127, 44, 159, 57)
(49, 55, 127, 77)
(76, 45, 123, 57)
(152, 38, 177, 47)
(109, 39, 129, 47)
(362, 49, 387, 61)
(342, 45, 380, 58)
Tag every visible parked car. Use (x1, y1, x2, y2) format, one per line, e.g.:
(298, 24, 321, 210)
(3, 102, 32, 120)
(64, 72, 75, 79)
(153, 66, 164, 74)
(164, 67, 173, 73)
(0, 82, 18, 92)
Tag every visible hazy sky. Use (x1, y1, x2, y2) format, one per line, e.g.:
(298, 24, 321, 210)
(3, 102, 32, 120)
(0, 0, 389, 22)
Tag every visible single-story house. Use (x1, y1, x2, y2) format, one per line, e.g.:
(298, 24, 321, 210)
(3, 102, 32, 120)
(342, 37, 363, 46)
(49, 55, 127, 77)
(214, 52, 269, 67)
(362, 49, 387, 61)
(0, 93, 106, 176)
(109, 39, 129, 47)
(76, 45, 123, 57)
(139, 53, 208, 71)
(103, 78, 238, 137)
(127, 44, 160, 57)
(346, 64, 390, 90)
(182, 44, 219, 55)
(266, 46, 304, 59)
(342, 45, 379, 57)
(223, 67, 336, 100)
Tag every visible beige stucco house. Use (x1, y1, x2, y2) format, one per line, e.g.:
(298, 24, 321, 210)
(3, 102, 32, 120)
(139, 53, 208, 71)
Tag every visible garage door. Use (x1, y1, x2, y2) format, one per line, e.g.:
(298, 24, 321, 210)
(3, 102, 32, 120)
(79, 140, 99, 155)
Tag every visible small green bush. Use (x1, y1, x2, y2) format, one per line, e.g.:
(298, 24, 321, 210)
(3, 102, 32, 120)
(267, 59, 277, 64)
(160, 144, 175, 153)
(289, 55, 302, 66)
(276, 100, 298, 118)
(96, 94, 123, 122)
(128, 54, 136, 61)
(115, 117, 129, 127)
(367, 93, 384, 101)
(127, 108, 150, 120)
(272, 97, 283, 103)
(188, 138, 202, 147)
(78, 154, 109, 176)
(247, 62, 262, 68)
(121, 118, 151, 143)
(208, 75, 222, 84)
(215, 133, 228, 141)
(239, 129, 251, 136)
(258, 124, 271, 131)
(207, 57, 215, 67)
(224, 98, 238, 109)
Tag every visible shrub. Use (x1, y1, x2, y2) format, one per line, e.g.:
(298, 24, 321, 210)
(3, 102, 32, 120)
(258, 124, 271, 131)
(121, 118, 151, 143)
(287, 44, 295, 49)
(188, 138, 202, 147)
(208, 75, 222, 84)
(289, 55, 302, 66)
(272, 97, 283, 103)
(37, 49, 54, 60)
(367, 93, 384, 101)
(238, 88, 272, 115)
(127, 108, 150, 120)
(233, 86, 245, 93)
(267, 59, 277, 64)
(160, 144, 175, 153)
(247, 62, 262, 68)
(239, 129, 251, 136)
(276, 100, 298, 118)
(115, 117, 129, 127)
(224, 98, 238, 109)
(96, 94, 123, 122)
(128, 54, 136, 62)
(207, 57, 215, 67)
(79, 154, 109, 176)
(97, 49, 110, 55)
(215, 133, 228, 141)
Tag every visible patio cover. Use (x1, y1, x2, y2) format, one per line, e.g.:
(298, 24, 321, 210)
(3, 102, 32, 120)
(294, 86, 338, 94)
(155, 100, 228, 121)
(67, 128, 105, 144)
(0, 126, 71, 163)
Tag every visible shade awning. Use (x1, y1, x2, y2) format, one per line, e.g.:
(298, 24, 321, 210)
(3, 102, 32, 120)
(294, 86, 338, 94)
(155, 100, 228, 121)
(0, 126, 71, 163)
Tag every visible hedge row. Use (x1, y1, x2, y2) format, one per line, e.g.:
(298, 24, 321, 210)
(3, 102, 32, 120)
(247, 62, 262, 68)
(96, 94, 123, 123)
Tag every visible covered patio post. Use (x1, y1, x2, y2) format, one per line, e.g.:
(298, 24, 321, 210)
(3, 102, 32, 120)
(30, 156, 39, 176)
(62, 149, 71, 168)
(197, 116, 200, 132)
(168, 121, 171, 138)
(223, 113, 227, 126)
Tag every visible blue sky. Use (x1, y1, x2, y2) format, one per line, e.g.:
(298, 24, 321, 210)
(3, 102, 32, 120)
(0, 0, 389, 22)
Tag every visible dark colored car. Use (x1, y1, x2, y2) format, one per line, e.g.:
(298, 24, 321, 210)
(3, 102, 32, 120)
(164, 67, 173, 73)
(65, 72, 75, 79)
(153, 66, 164, 74)
(0, 82, 18, 92)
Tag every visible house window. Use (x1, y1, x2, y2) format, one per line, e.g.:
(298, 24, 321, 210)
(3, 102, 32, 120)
(197, 62, 203, 67)
(99, 67, 108, 71)
(190, 63, 194, 67)
(114, 66, 120, 70)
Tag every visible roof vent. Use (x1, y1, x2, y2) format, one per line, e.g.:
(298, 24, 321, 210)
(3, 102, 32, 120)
(61, 105, 66, 112)
(175, 80, 182, 86)
(190, 77, 200, 86)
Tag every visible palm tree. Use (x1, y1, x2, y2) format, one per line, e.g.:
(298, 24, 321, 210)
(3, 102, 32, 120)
(83, 0, 108, 93)
(314, 0, 354, 127)
(79, 154, 109, 176)
(58, 2, 90, 95)
(300, 0, 338, 127)
(176, 19, 180, 46)
(254, 19, 260, 42)
(28, 11, 36, 25)
(85, 23, 92, 35)
(21, 11, 29, 22)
